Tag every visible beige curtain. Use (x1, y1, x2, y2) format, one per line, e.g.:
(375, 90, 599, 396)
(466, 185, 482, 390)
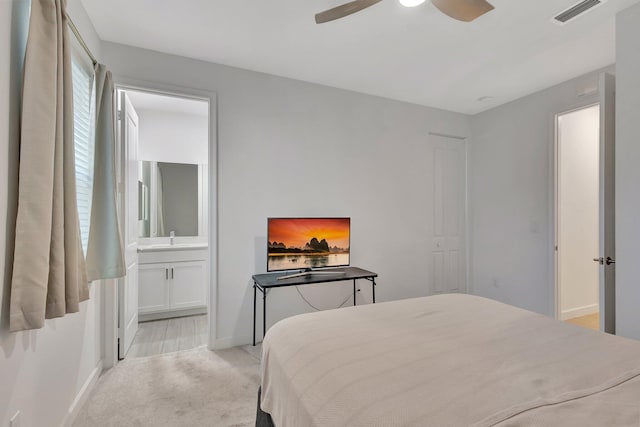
(10, 0, 88, 332)
(85, 64, 125, 281)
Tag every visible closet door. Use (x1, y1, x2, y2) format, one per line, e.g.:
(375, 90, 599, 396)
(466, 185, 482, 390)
(430, 134, 467, 294)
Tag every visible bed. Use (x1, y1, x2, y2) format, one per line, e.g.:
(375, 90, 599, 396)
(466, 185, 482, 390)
(257, 294, 640, 426)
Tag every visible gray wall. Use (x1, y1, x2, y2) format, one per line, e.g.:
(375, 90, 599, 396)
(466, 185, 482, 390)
(469, 66, 613, 316)
(101, 42, 471, 346)
(158, 162, 199, 236)
(616, 3, 640, 340)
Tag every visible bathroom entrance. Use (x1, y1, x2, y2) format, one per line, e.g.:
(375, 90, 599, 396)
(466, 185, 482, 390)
(111, 86, 215, 361)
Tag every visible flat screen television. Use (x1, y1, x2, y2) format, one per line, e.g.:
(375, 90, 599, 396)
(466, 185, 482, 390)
(267, 217, 350, 273)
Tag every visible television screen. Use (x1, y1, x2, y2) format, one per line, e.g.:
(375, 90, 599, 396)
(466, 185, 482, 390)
(267, 217, 350, 272)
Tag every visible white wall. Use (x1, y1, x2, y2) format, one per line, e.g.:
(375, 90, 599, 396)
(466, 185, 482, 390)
(137, 108, 208, 164)
(0, 1, 106, 426)
(469, 65, 613, 316)
(557, 105, 600, 319)
(101, 42, 471, 347)
(616, 3, 640, 340)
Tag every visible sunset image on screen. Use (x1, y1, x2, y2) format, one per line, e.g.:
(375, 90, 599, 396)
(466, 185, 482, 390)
(267, 218, 350, 271)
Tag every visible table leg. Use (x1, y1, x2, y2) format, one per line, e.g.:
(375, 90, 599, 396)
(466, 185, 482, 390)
(253, 282, 256, 346)
(263, 289, 267, 341)
(372, 278, 376, 303)
(353, 279, 357, 306)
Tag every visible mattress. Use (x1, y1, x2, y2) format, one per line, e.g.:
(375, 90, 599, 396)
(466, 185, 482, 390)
(260, 294, 640, 427)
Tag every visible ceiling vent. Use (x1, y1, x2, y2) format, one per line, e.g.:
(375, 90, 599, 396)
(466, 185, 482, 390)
(553, 0, 605, 24)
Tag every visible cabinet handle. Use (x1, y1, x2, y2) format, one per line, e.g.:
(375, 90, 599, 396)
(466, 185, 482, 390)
(171, 267, 174, 279)
(166, 268, 168, 280)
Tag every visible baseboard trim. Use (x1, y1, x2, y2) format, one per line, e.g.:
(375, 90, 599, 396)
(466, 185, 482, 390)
(214, 336, 253, 350)
(60, 360, 103, 427)
(561, 304, 599, 320)
(139, 307, 207, 322)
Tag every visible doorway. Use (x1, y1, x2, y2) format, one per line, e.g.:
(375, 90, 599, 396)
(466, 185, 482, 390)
(555, 104, 600, 330)
(554, 73, 616, 334)
(112, 86, 214, 361)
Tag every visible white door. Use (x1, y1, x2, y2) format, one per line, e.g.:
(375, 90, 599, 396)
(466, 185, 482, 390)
(430, 135, 467, 294)
(597, 73, 616, 334)
(118, 92, 140, 359)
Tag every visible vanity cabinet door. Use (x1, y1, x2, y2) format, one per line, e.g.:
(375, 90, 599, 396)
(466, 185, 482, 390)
(138, 263, 171, 313)
(170, 261, 206, 309)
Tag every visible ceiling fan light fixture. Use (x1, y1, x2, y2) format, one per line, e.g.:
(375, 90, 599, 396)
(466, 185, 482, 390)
(399, 0, 426, 7)
(315, 0, 495, 23)
(431, 0, 494, 22)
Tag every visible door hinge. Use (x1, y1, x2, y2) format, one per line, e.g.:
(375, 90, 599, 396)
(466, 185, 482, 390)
(117, 110, 122, 120)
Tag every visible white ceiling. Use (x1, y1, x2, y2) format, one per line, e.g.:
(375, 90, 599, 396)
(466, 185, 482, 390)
(125, 90, 208, 116)
(82, 0, 640, 114)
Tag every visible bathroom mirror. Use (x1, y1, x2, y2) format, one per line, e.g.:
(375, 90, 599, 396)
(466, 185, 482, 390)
(138, 161, 202, 238)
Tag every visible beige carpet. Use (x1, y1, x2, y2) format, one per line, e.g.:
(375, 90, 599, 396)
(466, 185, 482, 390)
(73, 346, 261, 427)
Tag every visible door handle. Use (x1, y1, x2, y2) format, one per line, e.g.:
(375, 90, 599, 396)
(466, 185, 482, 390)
(593, 257, 616, 265)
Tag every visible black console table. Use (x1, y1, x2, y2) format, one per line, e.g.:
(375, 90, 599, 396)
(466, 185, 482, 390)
(252, 267, 377, 346)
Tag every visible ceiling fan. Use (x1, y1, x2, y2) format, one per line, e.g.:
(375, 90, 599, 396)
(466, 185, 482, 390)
(315, 0, 494, 24)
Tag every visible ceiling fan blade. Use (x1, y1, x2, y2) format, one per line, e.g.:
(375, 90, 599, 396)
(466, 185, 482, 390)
(315, 0, 383, 24)
(431, 0, 494, 22)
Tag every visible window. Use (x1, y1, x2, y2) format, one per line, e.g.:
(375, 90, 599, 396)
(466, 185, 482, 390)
(71, 55, 96, 253)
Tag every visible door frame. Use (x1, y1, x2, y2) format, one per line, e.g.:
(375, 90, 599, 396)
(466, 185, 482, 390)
(428, 132, 470, 294)
(552, 101, 600, 322)
(103, 78, 218, 369)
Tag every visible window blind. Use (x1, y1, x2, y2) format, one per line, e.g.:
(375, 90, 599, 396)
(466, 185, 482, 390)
(71, 57, 96, 253)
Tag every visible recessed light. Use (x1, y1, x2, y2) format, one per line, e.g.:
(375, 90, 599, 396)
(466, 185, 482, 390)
(477, 96, 494, 102)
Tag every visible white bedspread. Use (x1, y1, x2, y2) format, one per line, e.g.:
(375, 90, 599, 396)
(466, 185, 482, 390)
(260, 294, 640, 427)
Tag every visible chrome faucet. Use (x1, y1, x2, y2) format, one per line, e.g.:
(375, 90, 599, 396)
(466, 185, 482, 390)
(170, 230, 175, 245)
